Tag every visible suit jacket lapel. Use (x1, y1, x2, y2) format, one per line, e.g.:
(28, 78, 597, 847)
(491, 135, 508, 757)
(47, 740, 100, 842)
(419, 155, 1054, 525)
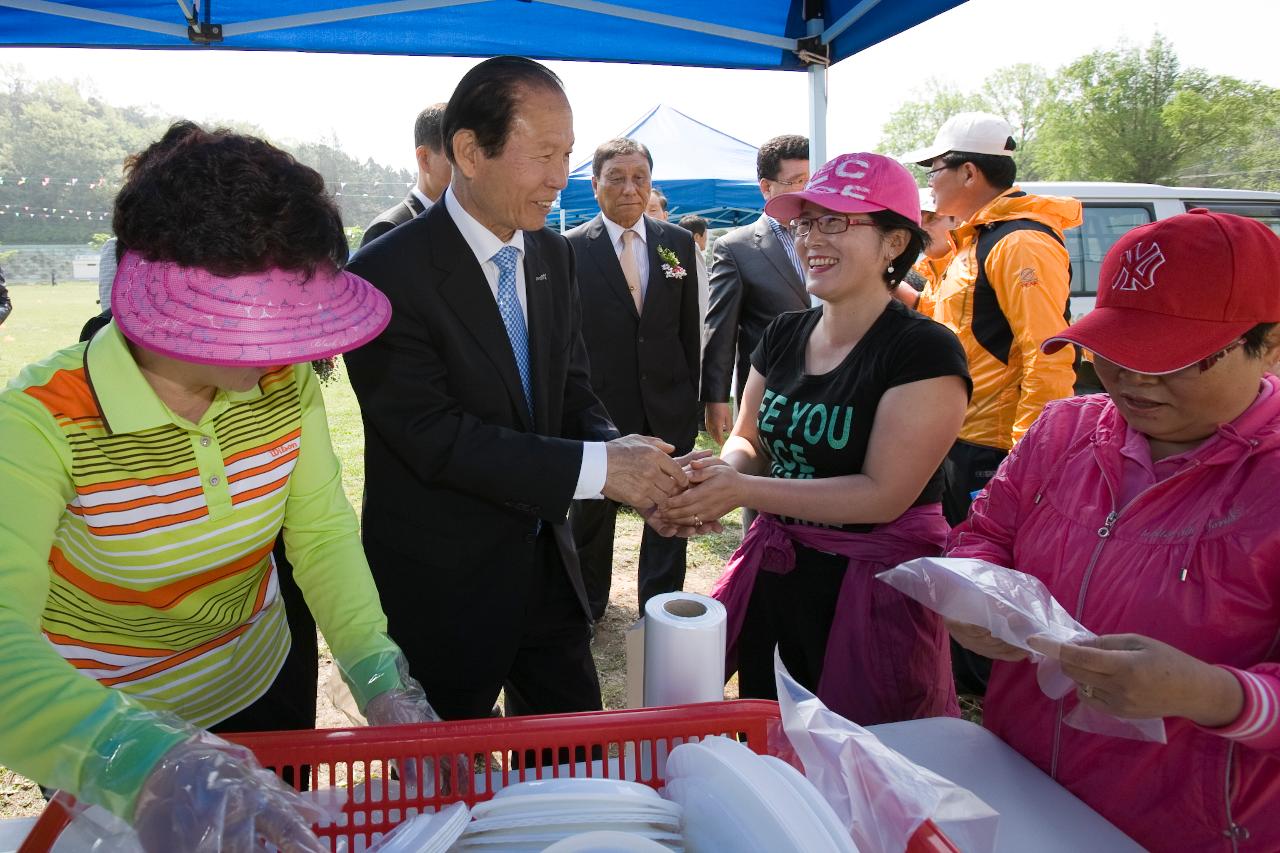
(755, 216, 807, 303)
(523, 237, 554, 433)
(431, 205, 535, 430)
(585, 215, 640, 319)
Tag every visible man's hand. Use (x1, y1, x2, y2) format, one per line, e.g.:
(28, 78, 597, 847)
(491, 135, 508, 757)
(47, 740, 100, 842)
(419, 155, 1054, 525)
(1028, 634, 1245, 726)
(946, 619, 1030, 662)
(704, 402, 733, 445)
(603, 435, 689, 510)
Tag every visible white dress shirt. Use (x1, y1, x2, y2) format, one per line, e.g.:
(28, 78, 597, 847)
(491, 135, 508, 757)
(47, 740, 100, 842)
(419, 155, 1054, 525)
(601, 214, 650, 302)
(410, 186, 434, 213)
(444, 188, 606, 499)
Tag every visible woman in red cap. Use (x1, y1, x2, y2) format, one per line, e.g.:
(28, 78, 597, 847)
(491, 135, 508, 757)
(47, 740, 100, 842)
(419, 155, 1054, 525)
(0, 123, 441, 851)
(661, 153, 971, 724)
(946, 209, 1280, 850)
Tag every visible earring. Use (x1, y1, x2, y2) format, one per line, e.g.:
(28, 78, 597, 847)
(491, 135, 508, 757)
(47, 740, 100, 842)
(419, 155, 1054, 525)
(886, 264, 895, 275)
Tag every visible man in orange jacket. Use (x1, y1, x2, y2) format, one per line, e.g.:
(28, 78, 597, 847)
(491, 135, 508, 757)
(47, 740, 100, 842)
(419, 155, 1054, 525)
(900, 112, 1081, 693)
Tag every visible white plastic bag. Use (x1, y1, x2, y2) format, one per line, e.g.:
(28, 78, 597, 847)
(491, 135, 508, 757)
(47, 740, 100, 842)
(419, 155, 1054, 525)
(877, 557, 1166, 743)
(774, 650, 999, 853)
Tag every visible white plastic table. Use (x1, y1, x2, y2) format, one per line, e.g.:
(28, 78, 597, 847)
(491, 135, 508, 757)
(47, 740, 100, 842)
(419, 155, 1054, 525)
(868, 717, 1146, 852)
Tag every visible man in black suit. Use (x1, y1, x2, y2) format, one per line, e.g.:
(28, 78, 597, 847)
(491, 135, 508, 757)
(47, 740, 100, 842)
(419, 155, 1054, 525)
(700, 135, 811, 444)
(566, 140, 701, 619)
(360, 102, 451, 247)
(345, 57, 695, 721)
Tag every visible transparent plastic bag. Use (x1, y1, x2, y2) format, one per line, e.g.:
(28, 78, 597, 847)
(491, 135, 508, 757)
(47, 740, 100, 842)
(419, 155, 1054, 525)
(877, 557, 1166, 743)
(774, 650, 999, 853)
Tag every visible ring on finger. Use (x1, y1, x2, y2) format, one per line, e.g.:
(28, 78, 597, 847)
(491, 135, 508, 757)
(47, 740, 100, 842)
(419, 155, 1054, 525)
(693, 515, 702, 527)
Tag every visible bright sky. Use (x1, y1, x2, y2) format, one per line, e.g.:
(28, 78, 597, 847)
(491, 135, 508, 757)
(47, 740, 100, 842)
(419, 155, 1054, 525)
(5, 0, 1278, 175)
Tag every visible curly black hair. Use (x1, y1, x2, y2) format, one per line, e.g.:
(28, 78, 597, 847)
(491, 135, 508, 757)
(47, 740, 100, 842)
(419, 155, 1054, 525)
(112, 121, 348, 277)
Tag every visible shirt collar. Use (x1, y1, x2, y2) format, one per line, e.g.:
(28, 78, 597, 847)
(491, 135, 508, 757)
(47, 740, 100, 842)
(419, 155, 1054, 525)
(444, 186, 525, 266)
(410, 186, 433, 213)
(602, 214, 648, 249)
(86, 322, 262, 435)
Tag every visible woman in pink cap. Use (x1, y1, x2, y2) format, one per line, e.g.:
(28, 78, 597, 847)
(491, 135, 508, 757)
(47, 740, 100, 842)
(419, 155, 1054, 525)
(0, 123, 441, 851)
(662, 153, 971, 724)
(946, 210, 1280, 850)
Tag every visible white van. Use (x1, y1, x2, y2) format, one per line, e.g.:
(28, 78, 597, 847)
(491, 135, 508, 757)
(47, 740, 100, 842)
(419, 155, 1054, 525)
(1019, 182, 1280, 320)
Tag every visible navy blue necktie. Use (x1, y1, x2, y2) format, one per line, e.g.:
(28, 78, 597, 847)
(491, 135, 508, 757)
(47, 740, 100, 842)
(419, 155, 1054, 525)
(492, 246, 533, 416)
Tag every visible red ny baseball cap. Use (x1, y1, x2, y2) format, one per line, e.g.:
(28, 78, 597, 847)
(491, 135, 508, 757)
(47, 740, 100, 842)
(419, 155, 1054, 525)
(1043, 209, 1280, 374)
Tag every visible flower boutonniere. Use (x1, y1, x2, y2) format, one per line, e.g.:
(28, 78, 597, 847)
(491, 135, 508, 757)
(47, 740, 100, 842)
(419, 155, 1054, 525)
(656, 245, 687, 280)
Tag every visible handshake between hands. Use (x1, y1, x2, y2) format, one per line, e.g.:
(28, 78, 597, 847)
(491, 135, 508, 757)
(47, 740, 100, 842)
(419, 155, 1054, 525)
(602, 434, 741, 538)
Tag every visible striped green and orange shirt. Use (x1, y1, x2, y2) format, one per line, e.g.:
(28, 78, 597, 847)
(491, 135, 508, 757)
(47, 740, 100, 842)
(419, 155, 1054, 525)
(0, 322, 401, 817)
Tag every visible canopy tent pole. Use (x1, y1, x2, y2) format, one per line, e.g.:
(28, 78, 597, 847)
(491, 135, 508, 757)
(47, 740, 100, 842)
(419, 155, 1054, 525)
(806, 47, 827, 167)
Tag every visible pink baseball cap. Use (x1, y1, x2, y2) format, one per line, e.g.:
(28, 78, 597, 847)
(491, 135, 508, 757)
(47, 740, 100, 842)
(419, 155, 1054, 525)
(111, 250, 391, 367)
(1043, 209, 1280, 374)
(764, 152, 922, 226)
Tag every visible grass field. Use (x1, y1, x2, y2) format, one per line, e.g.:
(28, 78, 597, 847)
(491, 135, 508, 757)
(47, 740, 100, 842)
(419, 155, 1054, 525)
(0, 281, 746, 819)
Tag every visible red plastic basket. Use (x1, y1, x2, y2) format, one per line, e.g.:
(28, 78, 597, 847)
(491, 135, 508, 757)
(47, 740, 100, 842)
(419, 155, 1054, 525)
(20, 700, 956, 852)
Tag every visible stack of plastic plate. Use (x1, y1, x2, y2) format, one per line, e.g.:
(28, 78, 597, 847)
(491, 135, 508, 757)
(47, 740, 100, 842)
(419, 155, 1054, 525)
(452, 778, 684, 853)
(662, 736, 858, 853)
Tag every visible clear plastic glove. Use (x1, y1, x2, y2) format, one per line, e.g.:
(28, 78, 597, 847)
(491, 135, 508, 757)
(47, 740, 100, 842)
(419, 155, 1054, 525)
(364, 682, 441, 727)
(360, 659, 472, 798)
(132, 730, 325, 853)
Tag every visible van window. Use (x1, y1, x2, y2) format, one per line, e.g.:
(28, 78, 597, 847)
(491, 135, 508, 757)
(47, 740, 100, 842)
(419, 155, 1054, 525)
(1185, 201, 1280, 237)
(1063, 205, 1154, 295)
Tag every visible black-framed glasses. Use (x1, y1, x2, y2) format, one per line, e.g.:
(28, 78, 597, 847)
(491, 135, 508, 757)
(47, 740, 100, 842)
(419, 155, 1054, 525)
(788, 214, 878, 237)
(926, 164, 961, 182)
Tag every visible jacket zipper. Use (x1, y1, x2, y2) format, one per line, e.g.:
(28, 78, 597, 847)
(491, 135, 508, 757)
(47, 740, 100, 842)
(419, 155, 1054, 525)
(1049, 509, 1115, 777)
(1046, 459, 1201, 778)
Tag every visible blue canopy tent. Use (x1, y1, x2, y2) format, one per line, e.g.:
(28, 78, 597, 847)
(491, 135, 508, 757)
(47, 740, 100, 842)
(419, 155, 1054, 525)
(557, 104, 762, 229)
(0, 1, 967, 164)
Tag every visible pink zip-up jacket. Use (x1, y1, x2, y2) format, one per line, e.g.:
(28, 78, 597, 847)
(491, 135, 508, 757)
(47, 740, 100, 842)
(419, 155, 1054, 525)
(948, 382, 1280, 852)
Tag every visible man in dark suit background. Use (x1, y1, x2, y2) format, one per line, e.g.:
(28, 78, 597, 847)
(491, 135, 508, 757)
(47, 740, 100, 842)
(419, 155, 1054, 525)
(345, 57, 694, 721)
(566, 140, 701, 619)
(700, 134, 811, 444)
(360, 102, 452, 247)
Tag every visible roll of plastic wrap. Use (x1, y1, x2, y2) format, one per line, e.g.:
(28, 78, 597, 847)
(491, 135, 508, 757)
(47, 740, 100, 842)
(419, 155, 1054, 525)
(642, 592, 727, 707)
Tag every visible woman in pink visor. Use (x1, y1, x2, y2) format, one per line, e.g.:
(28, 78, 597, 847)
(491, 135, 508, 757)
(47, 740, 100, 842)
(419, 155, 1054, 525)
(0, 123, 440, 851)
(662, 153, 971, 724)
(946, 209, 1280, 851)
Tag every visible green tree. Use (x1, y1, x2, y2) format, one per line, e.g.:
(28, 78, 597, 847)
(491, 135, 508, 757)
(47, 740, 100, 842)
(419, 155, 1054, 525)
(1035, 34, 1277, 186)
(877, 69, 1053, 181)
(1165, 77, 1280, 190)
(1037, 35, 1185, 182)
(981, 63, 1055, 180)
(877, 79, 989, 166)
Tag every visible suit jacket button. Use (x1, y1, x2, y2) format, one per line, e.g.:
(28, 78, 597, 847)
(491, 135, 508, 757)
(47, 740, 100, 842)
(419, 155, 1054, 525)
(638, 336, 645, 343)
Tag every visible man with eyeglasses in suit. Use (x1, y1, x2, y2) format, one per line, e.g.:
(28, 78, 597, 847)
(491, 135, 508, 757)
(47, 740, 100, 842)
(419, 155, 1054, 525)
(701, 135, 812, 451)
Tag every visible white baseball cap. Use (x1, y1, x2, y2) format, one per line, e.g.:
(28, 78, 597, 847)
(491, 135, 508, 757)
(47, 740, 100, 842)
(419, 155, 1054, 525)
(899, 112, 1017, 166)
(918, 188, 936, 214)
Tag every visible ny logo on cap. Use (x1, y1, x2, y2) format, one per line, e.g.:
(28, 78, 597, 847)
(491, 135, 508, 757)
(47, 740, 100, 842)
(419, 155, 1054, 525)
(1112, 241, 1166, 292)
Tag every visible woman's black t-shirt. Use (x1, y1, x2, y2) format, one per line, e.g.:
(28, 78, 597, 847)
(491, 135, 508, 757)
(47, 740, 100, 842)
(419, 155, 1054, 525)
(749, 299, 970, 532)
